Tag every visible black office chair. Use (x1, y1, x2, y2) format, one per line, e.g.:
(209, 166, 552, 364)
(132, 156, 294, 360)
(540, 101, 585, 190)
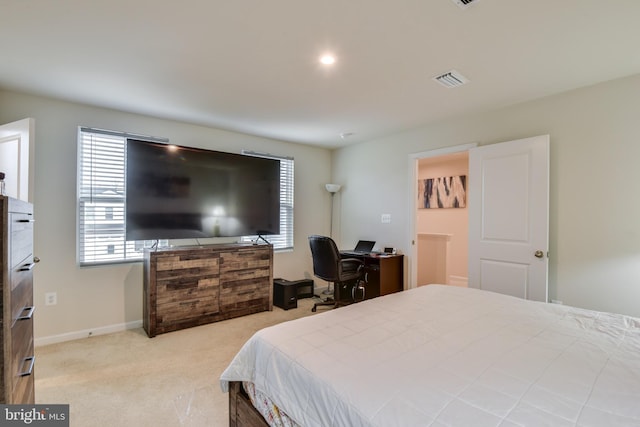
(308, 235, 366, 312)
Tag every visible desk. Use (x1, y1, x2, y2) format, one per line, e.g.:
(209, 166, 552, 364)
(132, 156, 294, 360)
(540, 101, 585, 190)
(340, 252, 404, 300)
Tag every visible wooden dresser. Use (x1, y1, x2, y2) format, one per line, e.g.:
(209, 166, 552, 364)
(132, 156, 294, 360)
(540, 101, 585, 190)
(143, 243, 273, 337)
(0, 196, 36, 404)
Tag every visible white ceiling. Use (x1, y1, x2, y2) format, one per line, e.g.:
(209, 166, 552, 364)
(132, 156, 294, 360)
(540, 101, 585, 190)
(2, 0, 640, 148)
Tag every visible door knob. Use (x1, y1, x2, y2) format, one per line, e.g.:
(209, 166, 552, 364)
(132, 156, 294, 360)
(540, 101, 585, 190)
(534, 250, 544, 258)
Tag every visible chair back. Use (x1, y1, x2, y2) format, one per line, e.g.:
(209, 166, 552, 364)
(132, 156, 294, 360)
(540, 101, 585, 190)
(308, 235, 341, 282)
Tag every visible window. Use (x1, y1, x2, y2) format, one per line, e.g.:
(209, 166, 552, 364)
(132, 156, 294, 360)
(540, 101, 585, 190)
(77, 128, 165, 266)
(241, 151, 294, 251)
(77, 128, 295, 266)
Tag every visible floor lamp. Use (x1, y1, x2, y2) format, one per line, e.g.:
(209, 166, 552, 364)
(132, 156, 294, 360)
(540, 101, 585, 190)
(323, 183, 341, 295)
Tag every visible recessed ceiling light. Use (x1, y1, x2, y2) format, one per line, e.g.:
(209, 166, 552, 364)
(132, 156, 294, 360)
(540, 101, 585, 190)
(320, 55, 336, 65)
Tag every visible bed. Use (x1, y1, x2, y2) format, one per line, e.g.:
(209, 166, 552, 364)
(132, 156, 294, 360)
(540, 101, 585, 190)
(220, 285, 640, 426)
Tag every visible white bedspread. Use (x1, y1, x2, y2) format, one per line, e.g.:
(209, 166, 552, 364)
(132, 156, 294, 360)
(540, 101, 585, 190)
(220, 285, 640, 426)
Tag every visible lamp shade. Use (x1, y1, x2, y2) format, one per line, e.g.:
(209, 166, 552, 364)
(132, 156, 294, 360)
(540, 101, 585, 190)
(325, 183, 341, 193)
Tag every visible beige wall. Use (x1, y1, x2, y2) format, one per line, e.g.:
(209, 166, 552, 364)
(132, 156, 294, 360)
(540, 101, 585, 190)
(333, 73, 640, 318)
(3, 72, 640, 342)
(0, 90, 333, 343)
(417, 153, 468, 286)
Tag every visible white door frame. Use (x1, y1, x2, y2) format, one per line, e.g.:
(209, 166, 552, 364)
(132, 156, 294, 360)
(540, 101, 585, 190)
(407, 142, 477, 290)
(0, 118, 35, 202)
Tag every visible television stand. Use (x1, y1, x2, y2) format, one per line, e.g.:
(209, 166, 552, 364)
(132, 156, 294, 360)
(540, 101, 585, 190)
(143, 243, 273, 337)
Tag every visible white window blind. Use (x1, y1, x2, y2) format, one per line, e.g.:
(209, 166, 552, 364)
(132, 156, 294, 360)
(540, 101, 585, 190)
(241, 152, 294, 251)
(77, 128, 294, 266)
(77, 128, 167, 265)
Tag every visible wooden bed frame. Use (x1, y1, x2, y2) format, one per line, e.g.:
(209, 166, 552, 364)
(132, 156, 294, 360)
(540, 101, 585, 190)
(228, 381, 270, 427)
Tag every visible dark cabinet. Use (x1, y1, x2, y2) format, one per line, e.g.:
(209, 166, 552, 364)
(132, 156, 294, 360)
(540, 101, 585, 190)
(1, 196, 35, 404)
(143, 244, 272, 337)
(339, 253, 404, 300)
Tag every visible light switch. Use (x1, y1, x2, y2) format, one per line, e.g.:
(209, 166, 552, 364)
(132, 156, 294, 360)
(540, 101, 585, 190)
(381, 214, 391, 223)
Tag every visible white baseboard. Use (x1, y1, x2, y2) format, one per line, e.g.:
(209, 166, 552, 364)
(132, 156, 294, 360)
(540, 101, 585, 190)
(35, 320, 143, 347)
(449, 275, 468, 287)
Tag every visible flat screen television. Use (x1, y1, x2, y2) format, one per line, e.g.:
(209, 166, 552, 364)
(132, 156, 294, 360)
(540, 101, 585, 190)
(125, 139, 280, 241)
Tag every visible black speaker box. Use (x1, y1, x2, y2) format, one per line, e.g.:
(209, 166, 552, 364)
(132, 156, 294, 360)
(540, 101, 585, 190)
(273, 279, 297, 310)
(273, 278, 315, 310)
(292, 279, 314, 299)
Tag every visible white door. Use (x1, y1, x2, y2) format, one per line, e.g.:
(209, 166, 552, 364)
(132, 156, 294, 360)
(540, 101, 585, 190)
(0, 118, 34, 201)
(468, 135, 549, 302)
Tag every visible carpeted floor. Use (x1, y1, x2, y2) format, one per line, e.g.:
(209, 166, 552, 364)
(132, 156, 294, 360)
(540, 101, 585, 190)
(35, 298, 319, 427)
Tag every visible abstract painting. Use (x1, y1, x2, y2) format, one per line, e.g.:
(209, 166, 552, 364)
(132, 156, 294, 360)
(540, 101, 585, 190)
(418, 175, 466, 208)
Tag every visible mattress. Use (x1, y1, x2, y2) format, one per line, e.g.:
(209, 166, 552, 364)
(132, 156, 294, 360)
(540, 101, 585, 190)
(220, 285, 640, 426)
(243, 381, 298, 427)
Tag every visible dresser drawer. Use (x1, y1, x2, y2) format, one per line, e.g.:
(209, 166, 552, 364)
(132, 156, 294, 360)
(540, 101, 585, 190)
(221, 265, 270, 282)
(10, 314, 35, 404)
(220, 276, 270, 311)
(156, 276, 220, 305)
(156, 252, 220, 273)
(11, 373, 34, 405)
(10, 256, 35, 293)
(156, 272, 221, 325)
(220, 249, 271, 273)
(9, 267, 34, 326)
(157, 292, 221, 324)
(157, 294, 220, 324)
(155, 252, 220, 327)
(156, 264, 219, 283)
(9, 212, 34, 271)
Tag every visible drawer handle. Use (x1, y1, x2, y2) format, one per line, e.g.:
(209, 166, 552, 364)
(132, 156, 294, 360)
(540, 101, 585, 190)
(19, 263, 36, 271)
(18, 306, 35, 321)
(19, 356, 35, 377)
(17, 219, 35, 223)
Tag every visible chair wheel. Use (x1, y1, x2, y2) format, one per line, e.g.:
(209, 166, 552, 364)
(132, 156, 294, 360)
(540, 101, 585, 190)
(312, 306, 317, 312)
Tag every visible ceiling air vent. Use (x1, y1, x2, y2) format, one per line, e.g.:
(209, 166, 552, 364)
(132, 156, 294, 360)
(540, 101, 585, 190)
(433, 70, 469, 88)
(451, 0, 480, 9)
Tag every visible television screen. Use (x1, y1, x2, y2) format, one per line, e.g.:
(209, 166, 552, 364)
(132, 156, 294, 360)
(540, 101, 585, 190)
(125, 139, 280, 241)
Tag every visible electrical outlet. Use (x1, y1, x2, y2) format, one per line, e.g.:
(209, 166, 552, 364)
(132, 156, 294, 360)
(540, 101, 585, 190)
(45, 292, 57, 306)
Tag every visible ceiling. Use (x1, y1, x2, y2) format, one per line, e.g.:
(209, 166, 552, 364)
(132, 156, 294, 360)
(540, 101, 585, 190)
(2, 1, 640, 149)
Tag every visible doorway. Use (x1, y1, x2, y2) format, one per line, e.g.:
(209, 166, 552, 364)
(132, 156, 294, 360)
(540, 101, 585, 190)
(413, 149, 471, 287)
(0, 118, 34, 202)
(408, 143, 476, 289)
